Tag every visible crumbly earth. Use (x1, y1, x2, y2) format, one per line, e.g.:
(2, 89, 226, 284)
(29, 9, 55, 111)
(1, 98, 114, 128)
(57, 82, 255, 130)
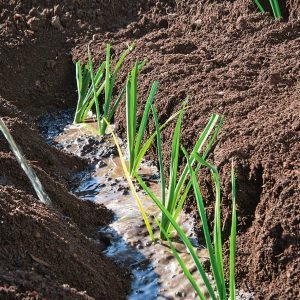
(0, 0, 299, 299)
(74, 1, 300, 299)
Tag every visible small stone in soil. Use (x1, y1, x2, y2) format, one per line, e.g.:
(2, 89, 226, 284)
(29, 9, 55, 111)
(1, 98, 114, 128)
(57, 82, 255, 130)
(122, 188, 129, 195)
(175, 291, 186, 298)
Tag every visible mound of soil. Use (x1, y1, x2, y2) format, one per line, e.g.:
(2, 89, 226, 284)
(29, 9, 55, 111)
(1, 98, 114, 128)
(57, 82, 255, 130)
(0, 186, 128, 300)
(72, 1, 299, 298)
(0, 0, 299, 299)
(0, 96, 129, 298)
(0, 1, 133, 298)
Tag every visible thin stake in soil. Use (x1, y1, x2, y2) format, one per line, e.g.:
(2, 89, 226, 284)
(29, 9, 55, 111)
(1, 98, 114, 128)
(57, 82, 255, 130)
(0, 118, 51, 205)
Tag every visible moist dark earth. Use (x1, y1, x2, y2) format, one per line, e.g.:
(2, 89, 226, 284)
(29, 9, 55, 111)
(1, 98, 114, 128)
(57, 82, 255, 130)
(0, 1, 299, 299)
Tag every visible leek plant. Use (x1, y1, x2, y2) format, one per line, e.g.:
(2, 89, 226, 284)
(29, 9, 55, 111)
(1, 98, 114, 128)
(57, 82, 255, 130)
(254, 0, 282, 19)
(73, 43, 135, 133)
(126, 61, 158, 176)
(73, 60, 103, 123)
(139, 149, 237, 300)
(125, 64, 187, 177)
(103, 118, 155, 241)
(138, 105, 223, 239)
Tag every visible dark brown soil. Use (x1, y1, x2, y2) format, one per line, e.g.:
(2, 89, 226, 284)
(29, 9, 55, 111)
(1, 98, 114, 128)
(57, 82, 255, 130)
(0, 1, 136, 299)
(0, 0, 299, 299)
(74, 1, 300, 299)
(0, 77, 130, 298)
(0, 186, 128, 300)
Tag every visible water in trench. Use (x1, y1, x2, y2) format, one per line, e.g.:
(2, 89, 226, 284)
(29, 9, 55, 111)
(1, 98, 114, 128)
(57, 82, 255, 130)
(40, 111, 254, 300)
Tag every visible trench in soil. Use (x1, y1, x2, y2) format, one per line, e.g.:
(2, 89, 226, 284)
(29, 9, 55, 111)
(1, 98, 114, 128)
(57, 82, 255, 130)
(40, 110, 254, 300)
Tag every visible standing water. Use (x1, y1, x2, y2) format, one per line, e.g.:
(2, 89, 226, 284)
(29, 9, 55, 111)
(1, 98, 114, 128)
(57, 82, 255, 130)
(39, 111, 254, 300)
(39, 111, 209, 299)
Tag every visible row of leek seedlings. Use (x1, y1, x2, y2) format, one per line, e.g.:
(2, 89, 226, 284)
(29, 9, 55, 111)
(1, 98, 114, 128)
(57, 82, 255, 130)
(152, 155, 237, 300)
(254, 0, 282, 19)
(136, 108, 237, 298)
(104, 73, 237, 298)
(101, 100, 205, 241)
(95, 61, 188, 239)
(137, 103, 223, 239)
(125, 62, 187, 178)
(74, 42, 135, 134)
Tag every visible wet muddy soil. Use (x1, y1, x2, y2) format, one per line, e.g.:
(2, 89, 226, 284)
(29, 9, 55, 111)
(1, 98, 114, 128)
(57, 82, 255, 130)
(47, 116, 254, 300)
(0, 113, 131, 299)
(0, 0, 299, 299)
(48, 118, 207, 299)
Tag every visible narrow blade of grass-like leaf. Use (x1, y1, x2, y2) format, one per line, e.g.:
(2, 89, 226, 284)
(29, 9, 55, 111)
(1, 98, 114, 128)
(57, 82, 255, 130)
(202, 116, 224, 160)
(137, 59, 148, 71)
(103, 43, 111, 117)
(155, 217, 207, 300)
(270, 0, 282, 19)
(99, 44, 112, 135)
(76, 61, 82, 92)
(136, 174, 217, 300)
(168, 178, 190, 233)
(169, 115, 224, 234)
(112, 42, 135, 81)
(84, 63, 104, 100)
(133, 81, 158, 166)
(88, 46, 102, 134)
(74, 63, 93, 123)
(103, 118, 155, 241)
(77, 62, 104, 122)
(74, 61, 83, 123)
(131, 106, 188, 176)
(191, 152, 226, 299)
(126, 63, 139, 173)
(82, 64, 91, 91)
(126, 79, 134, 171)
(165, 114, 220, 235)
(130, 63, 138, 165)
(173, 114, 219, 205)
(107, 85, 126, 122)
(168, 116, 223, 237)
(162, 106, 184, 237)
(81, 81, 106, 122)
(132, 134, 156, 176)
(94, 61, 106, 88)
(104, 44, 136, 123)
(254, 0, 265, 13)
(183, 147, 225, 299)
(152, 105, 166, 207)
(0, 118, 51, 205)
(230, 161, 237, 300)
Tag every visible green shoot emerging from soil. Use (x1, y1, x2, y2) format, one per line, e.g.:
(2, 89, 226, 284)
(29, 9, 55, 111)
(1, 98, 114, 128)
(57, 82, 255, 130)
(140, 149, 237, 300)
(138, 105, 223, 239)
(103, 117, 155, 241)
(74, 43, 134, 134)
(254, 0, 282, 19)
(126, 61, 157, 176)
(125, 63, 188, 177)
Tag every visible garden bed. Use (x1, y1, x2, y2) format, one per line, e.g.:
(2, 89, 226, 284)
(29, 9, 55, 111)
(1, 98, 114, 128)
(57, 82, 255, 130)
(0, 1, 299, 299)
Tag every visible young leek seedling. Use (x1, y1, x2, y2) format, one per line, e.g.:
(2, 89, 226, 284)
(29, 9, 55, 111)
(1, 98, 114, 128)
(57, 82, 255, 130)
(73, 43, 135, 128)
(139, 106, 222, 239)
